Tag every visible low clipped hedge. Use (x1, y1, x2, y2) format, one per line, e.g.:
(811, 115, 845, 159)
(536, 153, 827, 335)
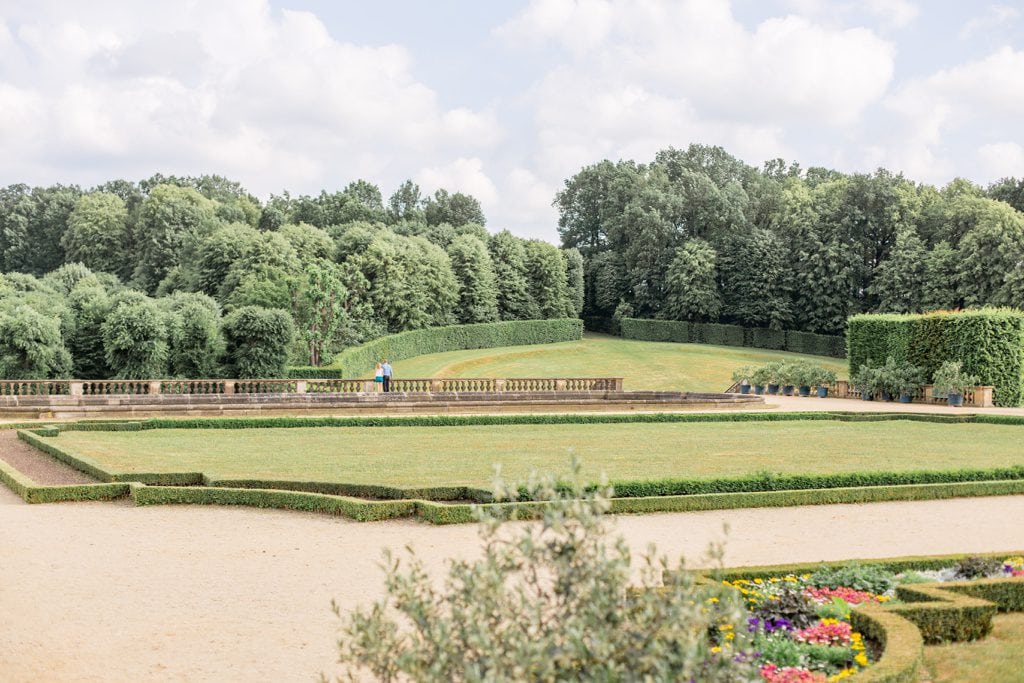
(848, 309, 1024, 406)
(286, 366, 344, 379)
(130, 484, 415, 522)
(848, 605, 922, 683)
(620, 318, 846, 358)
(331, 318, 583, 376)
(0, 456, 128, 504)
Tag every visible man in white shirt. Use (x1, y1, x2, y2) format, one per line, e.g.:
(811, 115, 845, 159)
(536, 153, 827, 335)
(381, 359, 393, 392)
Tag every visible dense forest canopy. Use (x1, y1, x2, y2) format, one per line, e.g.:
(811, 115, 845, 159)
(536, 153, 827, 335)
(0, 175, 581, 379)
(556, 144, 1024, 335)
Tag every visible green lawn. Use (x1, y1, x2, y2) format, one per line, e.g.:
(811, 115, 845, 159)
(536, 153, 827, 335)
(923, 613, 1024, 682)
(44, 420, 1024, 489)
(372, 333, 847, 392)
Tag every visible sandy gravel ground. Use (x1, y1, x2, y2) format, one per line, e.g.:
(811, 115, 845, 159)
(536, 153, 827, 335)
(3, 488, 1024, 682)
(0, 431, 96, 484)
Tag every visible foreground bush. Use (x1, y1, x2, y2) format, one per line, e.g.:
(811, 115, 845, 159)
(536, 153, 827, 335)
(333, 465, 759, 682)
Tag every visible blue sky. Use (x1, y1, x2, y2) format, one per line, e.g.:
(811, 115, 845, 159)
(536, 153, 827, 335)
(1, 0, 1023, 241)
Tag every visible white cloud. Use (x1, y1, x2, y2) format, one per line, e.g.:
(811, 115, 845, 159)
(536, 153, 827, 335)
(497, 0, 891, 212)
(978, 143, 1024, 180)
(860, 0, 918, 29)
(416, 157, 499, 208)
(878, 46, 1024, 183)
(0, 0, 501, 198)
(959, 4, 1020, 40)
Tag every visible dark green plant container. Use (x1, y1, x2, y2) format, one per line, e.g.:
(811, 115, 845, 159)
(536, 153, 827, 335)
(739, 384, 750, 394)
(899, 393, 912, 403)
(880, 390, 892, 402)
(782, 385, 794, 396)
(817, 387, 828, 398)
(754, 385, 765, 395)
(948, 393, 964, 407)
(861, 391, 873, 401)
(767, 384, 779, 394)
(798, 385, 810, 397)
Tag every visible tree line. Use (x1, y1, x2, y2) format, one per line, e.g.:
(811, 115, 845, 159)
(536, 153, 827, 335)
(556, 144, 1024, 335)
(0, 176, 582, 379)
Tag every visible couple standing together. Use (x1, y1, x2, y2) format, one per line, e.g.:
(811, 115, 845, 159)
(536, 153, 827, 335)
(374, 360, 393, 392)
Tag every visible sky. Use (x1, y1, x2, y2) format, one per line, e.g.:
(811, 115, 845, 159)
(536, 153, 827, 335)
(1, 0, 1023, 241)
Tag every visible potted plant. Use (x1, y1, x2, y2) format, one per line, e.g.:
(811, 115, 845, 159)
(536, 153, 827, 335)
(778, 362, 797, 396)
(932, 360, 979, 407)
(852, 362, 878, 401)
(763, 362, 783, 395)
(750, 365, 771, 395)
(731, 366, 755, 394)
(876, 356, 901, 402)
(791, 361, 814, 397)
(894, 363, 924, 403)
(809, 366, 837, 398)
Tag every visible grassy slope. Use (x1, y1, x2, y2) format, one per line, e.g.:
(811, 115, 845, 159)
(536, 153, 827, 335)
(45, 421, 1024, 488)
(922, 613, 1024, 682)
(379, 333, 847, 392)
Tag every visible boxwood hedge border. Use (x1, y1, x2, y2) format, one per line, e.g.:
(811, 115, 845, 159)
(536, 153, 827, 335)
(9, 410, 1024, 524)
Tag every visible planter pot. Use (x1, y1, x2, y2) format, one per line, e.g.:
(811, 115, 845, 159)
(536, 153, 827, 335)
(880, 390, 892, 402)
(767, 384, 779, 395)
(782, 385, 795, 396)
(739, 384, 750, 394)
(948, 393, 964, 407)
(798, 385, 811, 397)
(861, 391, 873, 401)
(899, 393, 912, 403)
(817, 386, 829, 398)
(754, 385, 765, 395)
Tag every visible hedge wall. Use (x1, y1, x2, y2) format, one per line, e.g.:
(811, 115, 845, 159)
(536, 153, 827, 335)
(331, 318, 584, 375)
(620, 318, 845, 358)
(848, 309, 1024, 406)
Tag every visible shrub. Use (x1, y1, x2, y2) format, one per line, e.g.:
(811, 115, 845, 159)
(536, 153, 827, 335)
(953, 556, 1003, 580)
(335, 464, 759, 680)
(810, 563, 896, 595)
(332, 318, 582, 376)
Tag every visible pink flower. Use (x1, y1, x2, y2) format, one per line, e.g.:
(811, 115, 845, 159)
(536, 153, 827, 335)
(793, 619, 853, 646)
(803, 586, 884, 605)
(760, 663, 826, 682)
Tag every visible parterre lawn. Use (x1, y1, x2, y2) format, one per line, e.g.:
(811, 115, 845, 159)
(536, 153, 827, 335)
(363, 333, 847, 392)
(923, 613, 1024, 682)
(43, 420, 1024, 489)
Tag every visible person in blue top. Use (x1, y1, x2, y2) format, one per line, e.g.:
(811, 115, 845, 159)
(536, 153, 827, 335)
(381, 359, 393, 392)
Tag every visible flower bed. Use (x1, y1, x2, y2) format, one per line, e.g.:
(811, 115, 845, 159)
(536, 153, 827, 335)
(719, 555, 1024, 681)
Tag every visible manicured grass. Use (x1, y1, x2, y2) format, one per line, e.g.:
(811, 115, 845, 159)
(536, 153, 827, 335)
(41, 420, 1024, 489)
(922, 613, 1024, 682)
(376, 333, 847, 392)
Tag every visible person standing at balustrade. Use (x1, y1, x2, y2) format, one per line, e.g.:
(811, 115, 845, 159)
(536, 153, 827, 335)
(381, 359, 393, 392)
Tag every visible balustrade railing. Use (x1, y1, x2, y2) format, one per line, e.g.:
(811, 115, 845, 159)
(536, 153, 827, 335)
(0, 376, 624, 400)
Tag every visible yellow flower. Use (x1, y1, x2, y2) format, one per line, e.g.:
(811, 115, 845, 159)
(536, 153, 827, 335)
(711, 646, 722, 654)
(855, 653, 869, 666)
(725, 632, 735, 641)
(707, 597, 720, 604)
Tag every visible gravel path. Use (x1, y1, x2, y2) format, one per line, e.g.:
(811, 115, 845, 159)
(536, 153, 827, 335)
(2, 492, 1023, 682)
(0, 431, 96, 485)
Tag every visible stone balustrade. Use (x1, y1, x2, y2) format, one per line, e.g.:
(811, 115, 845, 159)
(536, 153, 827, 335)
(0, 377, 625, 398)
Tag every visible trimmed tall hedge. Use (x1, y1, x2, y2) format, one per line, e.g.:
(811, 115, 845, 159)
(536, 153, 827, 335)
(331, 318, 584, 375)
(620, 318, 845, 358)
(848, 309, 1024, 406)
